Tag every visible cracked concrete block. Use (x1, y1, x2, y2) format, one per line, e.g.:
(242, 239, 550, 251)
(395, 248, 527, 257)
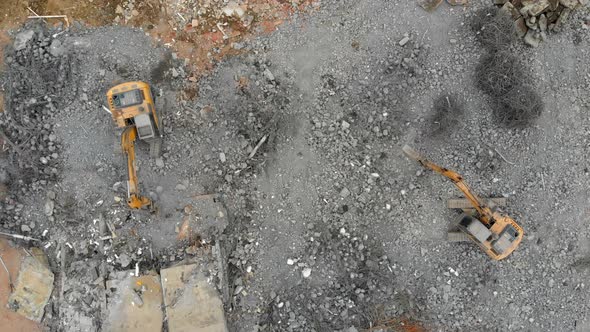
(161, 264, 228, 332)
(8, 254, 54, 322)
(105, 271, 164, 332)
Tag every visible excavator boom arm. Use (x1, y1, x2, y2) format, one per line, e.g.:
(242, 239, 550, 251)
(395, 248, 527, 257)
(121, 127, 152, 209)
(402, 145, 494, 224)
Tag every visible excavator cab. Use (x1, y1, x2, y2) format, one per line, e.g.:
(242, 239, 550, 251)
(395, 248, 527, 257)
(107, 81, 162, 139)
(456, 214, 521, 258)
(106, 81, 163, 211)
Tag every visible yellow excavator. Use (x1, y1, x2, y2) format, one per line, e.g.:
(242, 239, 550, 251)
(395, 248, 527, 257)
(402, 145, 523, 260)
(106, 81, 162, 210)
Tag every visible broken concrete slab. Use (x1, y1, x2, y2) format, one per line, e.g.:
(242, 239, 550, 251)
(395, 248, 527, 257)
(515, 17, 529, 38)
(539, 13, 548, 31)
(417, 0, 443, 12)
(553, 7, 572, 30)
(7, 253, 54, 322)
(521, 0, 550, 16)
(559, 0, 580, 8)
(548, 0, 560, 10)
(524, 29, 541, 47)
(501, 2, 522, 19)
(105, 271, 164, 332)
(13, 30, 35, 51)
(446, 0, 469, 5)
(161, 264, 228, 332)
(0, 240, 42, 331)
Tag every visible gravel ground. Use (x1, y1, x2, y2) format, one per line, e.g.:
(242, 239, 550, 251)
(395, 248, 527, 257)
(1, 0, 590, 331)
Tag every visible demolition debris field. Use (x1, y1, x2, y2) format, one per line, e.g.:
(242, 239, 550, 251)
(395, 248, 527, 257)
(1, 0, 590, 331)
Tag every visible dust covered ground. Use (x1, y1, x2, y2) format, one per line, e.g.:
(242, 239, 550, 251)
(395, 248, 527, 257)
(1, 0, 590, 331)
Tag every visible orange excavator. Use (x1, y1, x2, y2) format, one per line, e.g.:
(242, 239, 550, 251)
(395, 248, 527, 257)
(402, 145, 523, 260)
(106, 81, 162, 210)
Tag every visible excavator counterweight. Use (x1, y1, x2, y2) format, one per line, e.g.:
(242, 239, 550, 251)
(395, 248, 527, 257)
(402, 145, 524, 260)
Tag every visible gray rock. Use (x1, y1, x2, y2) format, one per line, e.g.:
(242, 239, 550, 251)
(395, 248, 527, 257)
(539, 14, 547, 32)
(49, 39, 65, 57)
(118, 253, 131, 268)
(46, 190, 56, 200)
(172, 68, 179, 78)
(263, 68, 275, 81)
(21, 224, 31, 232)
(399, 36, 410, 46)
(341, 121, 350, 130)
(302, 267, 312, 278)
(220, 152, 226, 163)
(155, 158, 164, 168)
(524, 30, 540, 47)
(340, 187, 350, 198)
(14, 30, 35, 51)
(44, 200, 55, 217)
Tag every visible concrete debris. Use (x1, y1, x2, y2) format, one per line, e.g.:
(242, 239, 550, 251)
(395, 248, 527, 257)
(8, 253, 54, 322)
(222, 2, 246, 18)
(399, 36, 410, 46)
(44, 200, 54, 217)
(161, 264, 228, 332)
(263, 68, 275, 81)
(446, 0, 469, 5)
(49, 39, 65, 57)
(302, 267, 312, 278)
(340, 187, 351, 198)
(105, 272, 164, 332)
(417, 0, 444, 12)
(118, 253, 132, 268)
(13, 30, 35, 51)
(494, 0, 585, 46)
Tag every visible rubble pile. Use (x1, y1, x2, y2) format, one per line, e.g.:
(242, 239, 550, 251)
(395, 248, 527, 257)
(0, 24, 75, 232)
(495, 0, 588, 46)
(262, 222, 397, 331)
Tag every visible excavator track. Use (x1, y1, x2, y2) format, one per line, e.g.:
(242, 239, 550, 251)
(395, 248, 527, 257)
(447, 231, 471, 242)
(447, 197, 507, 210)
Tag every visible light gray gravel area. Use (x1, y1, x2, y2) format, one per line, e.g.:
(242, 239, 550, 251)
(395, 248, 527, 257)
(1, 0, 589, 331)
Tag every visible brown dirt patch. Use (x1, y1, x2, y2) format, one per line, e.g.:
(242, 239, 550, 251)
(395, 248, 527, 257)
(0, 0, 318, 101)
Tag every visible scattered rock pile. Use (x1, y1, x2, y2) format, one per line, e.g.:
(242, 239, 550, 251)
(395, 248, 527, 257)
(0, 23, 75, 232)
(260, 222, 397, 331)
(494, 0, 588, 46)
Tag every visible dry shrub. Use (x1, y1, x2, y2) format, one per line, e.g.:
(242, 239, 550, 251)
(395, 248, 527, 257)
(494, 86, 544, 127)
(428, 93, 465, 137)
(476, 51, 525, 98)
(472, 8, 544, 127)
(471, 8, 518, 50)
